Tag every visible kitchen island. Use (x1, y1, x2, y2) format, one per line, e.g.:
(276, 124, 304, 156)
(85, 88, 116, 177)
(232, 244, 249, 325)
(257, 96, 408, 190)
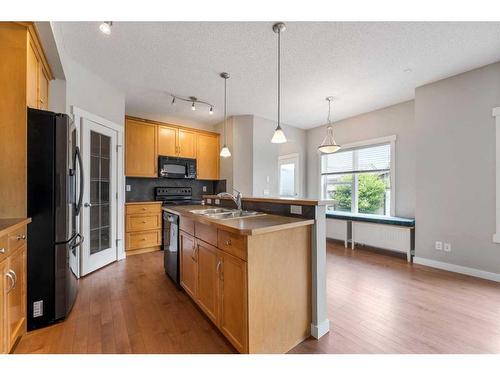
(164, 204, 314, 354)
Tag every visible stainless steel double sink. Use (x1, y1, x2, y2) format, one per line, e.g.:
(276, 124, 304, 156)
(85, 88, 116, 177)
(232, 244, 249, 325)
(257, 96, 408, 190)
(189, 208, 265, 220)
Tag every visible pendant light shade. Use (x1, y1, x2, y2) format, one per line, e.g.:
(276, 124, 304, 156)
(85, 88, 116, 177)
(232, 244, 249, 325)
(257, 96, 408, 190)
(271, 22, 287, 144)
(318, 97, 341, 154)
(219, 72, 231, 158)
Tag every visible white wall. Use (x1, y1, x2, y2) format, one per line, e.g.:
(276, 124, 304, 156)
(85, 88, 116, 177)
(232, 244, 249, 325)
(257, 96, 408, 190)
(306, 101, 416, 218)
(51, 23, 125, 126)
(414, 62, 500, 274)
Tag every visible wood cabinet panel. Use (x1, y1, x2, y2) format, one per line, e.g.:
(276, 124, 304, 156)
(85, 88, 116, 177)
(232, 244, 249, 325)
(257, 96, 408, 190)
(157, 125, 177, 157)
(178, 129, 196, 158)
(218, 250, 248, 353)
(38, 65, 49, 110)
(125, 230, 161, 251)
(125, 119, 157, 177)
(195, 222, 217, 247)
(0, 258, 7, 353)
(196, 240, 219, 324)
(180, 232, 197, 299)
(126, 213, 161, 232)
(217, 230, 247, 261)
(125, 203, 161, 215)
(8, 226, 27, 253)
(196, 133, 219, 180)
(26, 38, 39, 109)
(7, 245, 26, 350)
(179, 217, 194, 236)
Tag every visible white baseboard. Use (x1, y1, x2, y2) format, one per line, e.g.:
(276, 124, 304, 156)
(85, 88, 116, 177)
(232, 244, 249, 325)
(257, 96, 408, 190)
(413, 257, 500, 283)
(310, 319, 330, 339)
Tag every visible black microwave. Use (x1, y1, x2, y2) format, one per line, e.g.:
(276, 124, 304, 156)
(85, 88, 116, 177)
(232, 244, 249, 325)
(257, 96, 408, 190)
(158, 156, 196, 179)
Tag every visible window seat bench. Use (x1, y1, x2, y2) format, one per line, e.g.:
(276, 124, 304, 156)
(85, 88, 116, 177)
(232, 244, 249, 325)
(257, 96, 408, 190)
(326, 211, 415, 262)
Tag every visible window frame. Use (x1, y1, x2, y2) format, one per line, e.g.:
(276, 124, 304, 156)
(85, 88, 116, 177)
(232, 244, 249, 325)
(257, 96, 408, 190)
(278, 153, 300, 198)
(319, 135, 396, 216)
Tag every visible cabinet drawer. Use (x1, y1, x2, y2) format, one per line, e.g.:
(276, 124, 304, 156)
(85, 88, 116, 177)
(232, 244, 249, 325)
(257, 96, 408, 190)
(195, 222, 217, 247)
(217, 230, 247, 261)
(126, 203, 161, 215)
(126, 230, 161, 251)
(0, 235, 7, 263)
(180, 217, 195, 236)
(8, 226, 27, 252)
(126, 213, 161, 232)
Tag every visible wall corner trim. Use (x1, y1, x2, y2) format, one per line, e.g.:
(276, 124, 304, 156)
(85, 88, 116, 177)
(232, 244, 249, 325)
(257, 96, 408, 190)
(413, 257, 500, 283)
(492, 107, 500, 244)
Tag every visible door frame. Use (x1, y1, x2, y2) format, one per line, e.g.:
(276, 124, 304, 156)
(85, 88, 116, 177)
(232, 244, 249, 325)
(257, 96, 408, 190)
(71, 106, 125, 277)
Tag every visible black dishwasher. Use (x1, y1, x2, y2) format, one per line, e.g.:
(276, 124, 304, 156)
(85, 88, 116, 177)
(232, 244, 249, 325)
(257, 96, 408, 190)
(163, 210, 180, 286)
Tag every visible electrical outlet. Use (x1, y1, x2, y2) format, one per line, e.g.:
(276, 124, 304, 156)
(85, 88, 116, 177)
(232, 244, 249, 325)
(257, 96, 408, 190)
(206, 198, 212, 204)
(202, 186, 207, 192)
(215, 199, 220, 205)
(435, 241, 443, 251)
(126, 184, 131, 192)
(290, 205, 302, 215)
(444, 243, 451, 252)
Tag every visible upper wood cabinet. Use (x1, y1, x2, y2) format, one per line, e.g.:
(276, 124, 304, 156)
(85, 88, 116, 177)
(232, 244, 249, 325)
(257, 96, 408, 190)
(125, 116, 220, 179)
(125, 118, 157, 177)
(196, 132, 220, 180)
(0, 23, 53, 218)
(158, 126, 197, 158)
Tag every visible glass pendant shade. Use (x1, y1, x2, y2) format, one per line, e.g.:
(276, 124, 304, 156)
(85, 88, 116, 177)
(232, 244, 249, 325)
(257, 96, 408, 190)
(318, 125, 340, 153)
(220, 145, 231, 158)
(271, 126, 287, 144)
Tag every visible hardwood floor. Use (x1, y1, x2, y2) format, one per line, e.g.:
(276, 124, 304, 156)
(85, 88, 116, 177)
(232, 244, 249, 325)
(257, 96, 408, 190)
(14, 242, 500, 354)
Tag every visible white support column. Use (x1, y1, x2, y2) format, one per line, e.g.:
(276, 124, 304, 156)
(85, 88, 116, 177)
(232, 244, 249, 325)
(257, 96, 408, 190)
(493, 107, 500, 243)
(310, 204, 330, 339)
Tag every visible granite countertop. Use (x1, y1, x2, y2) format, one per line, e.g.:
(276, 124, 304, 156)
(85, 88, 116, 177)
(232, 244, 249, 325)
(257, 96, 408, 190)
(163, 205, 315, 236)
(202, 195, 321, 206)
(0, 218, 32, 237)
(326, 210, 415, 227)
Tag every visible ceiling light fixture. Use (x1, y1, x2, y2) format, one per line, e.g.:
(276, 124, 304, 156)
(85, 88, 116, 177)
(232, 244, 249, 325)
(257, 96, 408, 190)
(271, 22, 287, 144)
(219, 72, 231, 158)
(99, 21, 113, 35)
(318, 97, 341, 154)
(169, 94, 214, 115)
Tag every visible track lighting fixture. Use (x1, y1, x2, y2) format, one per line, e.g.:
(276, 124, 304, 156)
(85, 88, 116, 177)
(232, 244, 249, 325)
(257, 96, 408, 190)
(169, 94, 214, 115)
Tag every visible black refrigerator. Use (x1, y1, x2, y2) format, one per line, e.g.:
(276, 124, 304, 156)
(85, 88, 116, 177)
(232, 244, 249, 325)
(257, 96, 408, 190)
(27, 108, 83, 330)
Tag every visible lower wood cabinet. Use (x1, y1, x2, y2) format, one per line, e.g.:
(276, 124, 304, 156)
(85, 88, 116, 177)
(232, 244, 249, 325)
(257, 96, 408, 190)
(179, 229, 248, 353)
(0, 221, 29, 354)
(218, 250, 247, 353)
(196, 240, 219, 325)
(179, 231, 197, 299)
(125, 202, 162, 255)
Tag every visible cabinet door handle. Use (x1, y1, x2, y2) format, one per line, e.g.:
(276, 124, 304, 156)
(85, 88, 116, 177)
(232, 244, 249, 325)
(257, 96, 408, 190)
(0, 247, 5, 254)
(142, 221, 147, 224)
(224, 239, 231, 246)
(216, 260, 222, 278)
(6, 271, 15, 293)
(17, 234, 26, 241)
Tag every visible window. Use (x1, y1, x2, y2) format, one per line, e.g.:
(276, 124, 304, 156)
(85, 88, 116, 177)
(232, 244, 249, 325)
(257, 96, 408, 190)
(279, 154, 299, 197)
(321, 137, 395, 216)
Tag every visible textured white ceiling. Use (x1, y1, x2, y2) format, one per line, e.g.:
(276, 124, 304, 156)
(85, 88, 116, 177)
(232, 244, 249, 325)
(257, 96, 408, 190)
(54, 21, 500, 129)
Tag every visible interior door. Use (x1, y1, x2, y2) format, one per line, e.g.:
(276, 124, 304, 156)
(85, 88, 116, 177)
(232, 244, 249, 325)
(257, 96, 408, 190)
(81, 119, 118, 276)
(278, 154, 300, 197)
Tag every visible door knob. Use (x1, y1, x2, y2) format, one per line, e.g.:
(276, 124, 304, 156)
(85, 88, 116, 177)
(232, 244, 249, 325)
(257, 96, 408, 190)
(84, 202, 92, 207)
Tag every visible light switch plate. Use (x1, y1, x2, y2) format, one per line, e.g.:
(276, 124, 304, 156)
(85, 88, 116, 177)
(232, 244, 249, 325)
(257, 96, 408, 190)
(215, 199, 220, 205)
(435, 241, 443, 251)
(126, 184, 131, 192)
(290, 205, 302, 215)
(444, 243, 451, 252)
(203, 186, 207, 192)
(207, 198, 212, 204)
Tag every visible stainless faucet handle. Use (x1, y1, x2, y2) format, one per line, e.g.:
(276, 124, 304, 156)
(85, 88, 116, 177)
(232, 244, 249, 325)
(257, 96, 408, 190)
(233, 188, 242, 197)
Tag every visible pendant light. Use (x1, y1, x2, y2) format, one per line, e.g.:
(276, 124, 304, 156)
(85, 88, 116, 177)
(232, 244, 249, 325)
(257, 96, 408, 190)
(220, 72, 231, 158)
(318, 97, 341, 154)
(271, 22, 287, 144)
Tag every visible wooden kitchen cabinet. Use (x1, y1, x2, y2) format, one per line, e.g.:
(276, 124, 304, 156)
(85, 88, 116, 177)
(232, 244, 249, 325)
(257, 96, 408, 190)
(196, 240, 219, 325)
(0, 258, 7, 353)
(196, 132, 219, 180)
(157, 126, 197, 158)
(6, 245, 27, 350)
(218, 250, 248, 353)
(180, 231, 197, 300)
(0, 23, 53, 218)
(125, 118, 157, 177)
(125, 202, 162, 255)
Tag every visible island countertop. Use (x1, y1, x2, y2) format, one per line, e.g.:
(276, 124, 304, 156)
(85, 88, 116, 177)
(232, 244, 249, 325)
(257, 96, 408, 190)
(163, 205, 314, 236)
(202, 195, 321, 206)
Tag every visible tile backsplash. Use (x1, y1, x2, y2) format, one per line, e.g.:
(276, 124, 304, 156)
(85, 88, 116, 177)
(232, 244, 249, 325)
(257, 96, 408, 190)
(126, 177, 226, 202)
